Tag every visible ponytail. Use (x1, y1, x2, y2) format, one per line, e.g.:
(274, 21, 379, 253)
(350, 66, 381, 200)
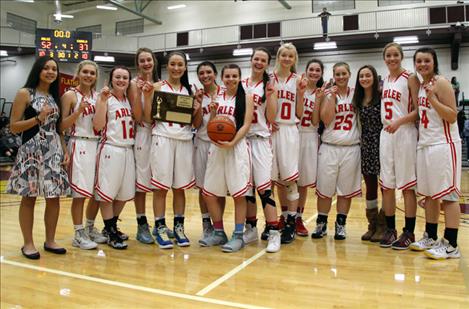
(234, 82, 246, 132)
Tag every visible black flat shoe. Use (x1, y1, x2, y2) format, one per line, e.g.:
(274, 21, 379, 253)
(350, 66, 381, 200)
(21, 247, 40, 260)
(43, 243, 67, 254)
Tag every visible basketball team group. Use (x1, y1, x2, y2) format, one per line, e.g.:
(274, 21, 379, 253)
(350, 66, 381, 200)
(7, 41, 461, 261)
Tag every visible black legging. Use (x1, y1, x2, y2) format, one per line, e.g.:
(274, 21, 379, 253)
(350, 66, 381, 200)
(363, 174, 379, 201)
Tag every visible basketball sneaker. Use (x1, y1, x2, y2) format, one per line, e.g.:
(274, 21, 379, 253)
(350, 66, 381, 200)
(201, 220, 214, 240)
(174, 223, 190, 247)
(391, 230, 415, 250)
(425, 238, 461, 260)
(155, 225, 174, 249)
(86, 225, 107, 244)
(280, 221, 296, 244)
(136, 223, 154, 244)
(152, 225, 174, 239)
(72, 229, 98, 250)
(199, 230, 228, 247)
(380, 228, 397, 248)
(278, 215, 286, 230)
(221, 232, 245, 253)
(107, 227, 128, 250)
(266, 230, 281, 253)
(311, 222, 327, 239)
(243, 223, 258, 244)
(261, 225, 273, 241)
(409, 232, 437, 251)
(295, 217, 309, 236)
(334, 222, 346, 240)
(102, 228, 128, 241)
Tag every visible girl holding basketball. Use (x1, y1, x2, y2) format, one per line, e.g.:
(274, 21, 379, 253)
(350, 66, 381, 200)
(241, 47, 280, 253)
(297, 59, 326, 237)
(270, 43, 307, 244)
(194, 61, 226, 243)
(60, 60, 107, 249)
(312, 62, 361, 240)
(143, 51, 202, 249)
(94, 66, 138, 249)
(200, 63, 254, 253)
(128, 47, 159, 244)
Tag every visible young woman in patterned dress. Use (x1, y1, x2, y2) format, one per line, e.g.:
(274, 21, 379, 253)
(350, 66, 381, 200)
(8, 56, 70, 259)
(352, 65, 385, 242)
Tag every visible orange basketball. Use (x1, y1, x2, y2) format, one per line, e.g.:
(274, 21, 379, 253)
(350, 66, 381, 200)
(207, 116, 236, 142)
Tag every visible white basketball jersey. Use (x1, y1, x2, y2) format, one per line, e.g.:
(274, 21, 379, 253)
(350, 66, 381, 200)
(70, 88, 99, 138)
(271, 72, 298, 125)
(417, 80, 460, 147)
(152, 80, 192, 140)
(196, 85, 223, 142)
(215, 92, 237, 125)
(298, 89, 319, 133)
(242, 77, 270, 137)
(101, 94, 134, 147)
(381, 70, 411, 126)
(322, 87, 360, 145)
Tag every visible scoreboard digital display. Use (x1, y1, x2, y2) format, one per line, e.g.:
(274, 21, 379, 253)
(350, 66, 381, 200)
(35, 28, 92, 63)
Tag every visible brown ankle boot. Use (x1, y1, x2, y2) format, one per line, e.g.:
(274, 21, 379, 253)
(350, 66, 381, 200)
(361, 208, 378, 241)
(370, 208, 386, 242)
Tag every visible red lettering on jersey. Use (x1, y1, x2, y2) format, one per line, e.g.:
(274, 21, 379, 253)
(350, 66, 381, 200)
(336, 103, 354, 113)
(252, 94, 262, 106)
(115, 108, 131, 120)
(202, 106, 210, 116)
(418, 96, 431, 108)
(217, 105, 235, 116)
(303, 97, 314, 109)
(382, 89, 402, 102)
(82, 104, 95, 116)
(277, 90, 295, 102)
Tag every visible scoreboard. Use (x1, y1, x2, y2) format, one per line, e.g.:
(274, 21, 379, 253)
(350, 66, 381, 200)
(36, 28, 92, 63)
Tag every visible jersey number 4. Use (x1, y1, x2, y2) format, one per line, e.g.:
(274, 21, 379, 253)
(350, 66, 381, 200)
(420, 110, 429, 128)
(333, 114, 353, 131)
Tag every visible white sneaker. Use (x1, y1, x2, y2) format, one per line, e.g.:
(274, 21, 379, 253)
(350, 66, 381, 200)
(87, 225, 108, 244)
(72, 229, 98, 250)
(425, 238, 461, 260)
(409, 232, 437, 251)
(266, 230, 281, 253)
(243, 224, 258, 244)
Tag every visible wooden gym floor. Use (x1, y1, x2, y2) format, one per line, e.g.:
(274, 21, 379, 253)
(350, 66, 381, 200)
(1, 169, 468, 308)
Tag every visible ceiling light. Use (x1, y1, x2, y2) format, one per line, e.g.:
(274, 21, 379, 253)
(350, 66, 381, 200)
(54, 13, 74, 19)
(393, 36, 418, 44)
(94, 55, 115, 62)
(168, 4, 186, 10)
(0, 50, 8, 57)
(96, 5, 117, 10)
(314, 41, 337, 50)
(16, 0, 35, 3)
(232, 48, 253, 56)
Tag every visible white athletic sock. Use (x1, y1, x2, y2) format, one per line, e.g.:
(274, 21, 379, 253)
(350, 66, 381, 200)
(366, 199, 378, 210)
(85, 219, 95, 227)
(201, 213, 210, 219)
(74, 224, 84, 232)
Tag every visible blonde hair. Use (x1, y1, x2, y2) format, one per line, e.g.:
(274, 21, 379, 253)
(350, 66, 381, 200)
(75, 60, 99, 90)
(383, 42, 403, 60)
(333, 62, 351, 75)
(275, 43, 298, 73)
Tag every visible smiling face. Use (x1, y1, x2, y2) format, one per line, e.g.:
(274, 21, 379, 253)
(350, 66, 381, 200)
(333, 65, 350, 88)
(137, 51, 154, 76)
(167, 54, 186, 80)
(40, 60, 58, 85)
(306, 62, 323, 85)
(78, 64, 97, 89)
(222, 68, 240, 93)
(384, 45, 403, 72)
(278, 48, 296, 70)
(358, 67, 374, 90)
(197, 65, 216, 89)
(251, 50, 269, 75)
(111, 68, 130, 92)
(414, 52, 434, 78)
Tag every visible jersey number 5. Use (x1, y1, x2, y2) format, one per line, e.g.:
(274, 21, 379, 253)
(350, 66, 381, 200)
(384, 102, 393, 120)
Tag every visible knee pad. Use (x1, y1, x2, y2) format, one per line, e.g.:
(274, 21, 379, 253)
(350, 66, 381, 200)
(258, 190, 276, 209)
(286, 182, 299, 201)
(246, 195, 256, 204)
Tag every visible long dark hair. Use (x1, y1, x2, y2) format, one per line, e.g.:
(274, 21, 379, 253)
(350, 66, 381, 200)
(196, 61, 218, 86)
(352, 65, 380, 110)
(135, 47, 159, 82)
(167, 51, 192, 95)
(108, 65, 132, 97)
(221, 64, 245, 131)
(413, 47, 439, 75)
(24, 56, 60, 105)
(305, 58, 325, 88)
(251, 47, 271, 103)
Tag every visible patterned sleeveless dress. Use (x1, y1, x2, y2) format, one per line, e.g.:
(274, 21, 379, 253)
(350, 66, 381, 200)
(358, 101, 382, 176)
(7, 89, 70, 197)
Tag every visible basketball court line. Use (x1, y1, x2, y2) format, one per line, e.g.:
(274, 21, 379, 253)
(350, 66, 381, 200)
(0, 258, 271, 309)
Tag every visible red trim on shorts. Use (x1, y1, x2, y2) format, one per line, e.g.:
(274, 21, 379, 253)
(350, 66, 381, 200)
(232, 184, 250, 198)
(316, 189, 331, 199)
(256, 181, 272, 191)
(202, 188, 217, 197)
(174, 179, 196, 190)
(136, 182, 152, 192)
(283, 172, 299, 182)
(399, 180, 417, 191)
(70, 182, 93, 198)
(94, 141, 106, 191)
(151, 178, 170, 190)
(378, 179, 394, 191)
(341, 188, 362, 199)
(302, 182, 316, 189)
(95, 186, 113, 202)
(431, 141, 460, 200)
(432, 186, 460, 200)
